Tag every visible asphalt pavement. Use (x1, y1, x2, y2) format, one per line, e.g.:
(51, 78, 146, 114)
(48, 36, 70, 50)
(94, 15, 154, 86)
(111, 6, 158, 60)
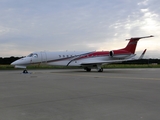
(0, 68, 160, 120)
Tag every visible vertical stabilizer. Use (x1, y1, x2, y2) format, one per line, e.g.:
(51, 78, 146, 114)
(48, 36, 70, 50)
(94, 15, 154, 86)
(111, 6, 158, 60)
(122, 35, 153, 54)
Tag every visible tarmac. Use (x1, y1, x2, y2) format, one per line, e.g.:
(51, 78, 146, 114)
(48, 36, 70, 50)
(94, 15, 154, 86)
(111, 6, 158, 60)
(0, 68, 160, 120)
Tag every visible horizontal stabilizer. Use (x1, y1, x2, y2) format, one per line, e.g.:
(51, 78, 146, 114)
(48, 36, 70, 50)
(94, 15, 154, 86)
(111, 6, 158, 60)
(126, 35, 154, 40)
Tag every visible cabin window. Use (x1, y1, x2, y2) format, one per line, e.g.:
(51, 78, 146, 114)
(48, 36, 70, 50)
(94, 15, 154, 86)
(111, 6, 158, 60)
(63, 55, 65, 57)
(59, 55, 61, 58)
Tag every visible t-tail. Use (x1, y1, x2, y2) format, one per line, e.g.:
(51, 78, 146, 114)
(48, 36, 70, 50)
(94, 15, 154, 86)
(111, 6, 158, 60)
(122, 35, 154, 54)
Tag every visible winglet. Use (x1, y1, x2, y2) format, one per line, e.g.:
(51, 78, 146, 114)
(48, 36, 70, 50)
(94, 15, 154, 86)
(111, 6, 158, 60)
(139, 49, 147, 59)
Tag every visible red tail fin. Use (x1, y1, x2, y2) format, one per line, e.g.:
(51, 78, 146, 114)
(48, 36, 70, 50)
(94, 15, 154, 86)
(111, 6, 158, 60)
(122, 35, 153, 54)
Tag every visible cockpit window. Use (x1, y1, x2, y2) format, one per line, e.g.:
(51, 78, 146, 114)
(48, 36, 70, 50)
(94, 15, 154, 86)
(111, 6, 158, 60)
(27, 53, 33, 57)
(27, 53, 38, 57)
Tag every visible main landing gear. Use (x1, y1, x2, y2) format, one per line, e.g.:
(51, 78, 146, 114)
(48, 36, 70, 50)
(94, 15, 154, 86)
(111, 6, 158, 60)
(84, 67, 91, 72)
(84, 66, 103, 72)
(98, 68, 103, 72)
(97, 64, 103, 72)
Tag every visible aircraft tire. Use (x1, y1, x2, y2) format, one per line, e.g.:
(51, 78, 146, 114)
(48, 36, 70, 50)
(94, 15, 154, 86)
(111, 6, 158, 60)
(85, 67, 91, 72)
(23, 69, 28, 74)
(98, 68, 103, 72)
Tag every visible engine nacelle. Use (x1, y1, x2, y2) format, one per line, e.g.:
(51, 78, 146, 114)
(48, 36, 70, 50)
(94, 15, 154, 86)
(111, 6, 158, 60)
(109, 50, 131, 58)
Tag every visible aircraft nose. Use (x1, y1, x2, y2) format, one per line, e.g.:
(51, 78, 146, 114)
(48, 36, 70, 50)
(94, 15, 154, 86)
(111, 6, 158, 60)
(11, 60, 19, 65)
(11, 58, 25, 66)
(11, 57, 31, 66)
(11, 59, 27, 69)
(11, 62, 15, 65)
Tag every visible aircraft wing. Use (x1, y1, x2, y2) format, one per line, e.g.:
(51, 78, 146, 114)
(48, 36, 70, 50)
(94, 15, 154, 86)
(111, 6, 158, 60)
(80, 49, 148, 66)
(80, 58, 133, 66)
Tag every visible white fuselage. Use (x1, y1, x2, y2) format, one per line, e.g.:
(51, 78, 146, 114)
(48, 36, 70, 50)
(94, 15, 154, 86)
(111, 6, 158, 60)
(11, 50, 134, 69)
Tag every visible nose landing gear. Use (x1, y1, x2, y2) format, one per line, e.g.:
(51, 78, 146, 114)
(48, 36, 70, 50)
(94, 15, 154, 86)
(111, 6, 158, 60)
(23, 69, 28, 74)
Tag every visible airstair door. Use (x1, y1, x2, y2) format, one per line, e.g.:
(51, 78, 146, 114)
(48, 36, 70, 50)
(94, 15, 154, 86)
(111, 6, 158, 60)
(41, 51, 47, 63)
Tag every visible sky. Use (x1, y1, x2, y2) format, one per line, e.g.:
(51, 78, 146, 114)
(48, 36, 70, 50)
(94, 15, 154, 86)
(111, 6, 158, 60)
(0, 0, 160, 58)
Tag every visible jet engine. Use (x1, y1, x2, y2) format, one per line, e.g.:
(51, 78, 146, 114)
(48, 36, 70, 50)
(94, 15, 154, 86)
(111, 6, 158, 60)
(109, 50, 131, 58)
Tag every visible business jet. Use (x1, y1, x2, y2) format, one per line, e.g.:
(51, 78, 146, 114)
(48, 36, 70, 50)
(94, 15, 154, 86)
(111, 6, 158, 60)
(11, 35, 153, 73)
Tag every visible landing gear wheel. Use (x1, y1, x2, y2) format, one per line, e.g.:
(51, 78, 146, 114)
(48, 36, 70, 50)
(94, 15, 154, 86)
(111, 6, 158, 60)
(23, 69, 28, 74)
(84, 67, 91, 72)
(98, 68, 103, 72)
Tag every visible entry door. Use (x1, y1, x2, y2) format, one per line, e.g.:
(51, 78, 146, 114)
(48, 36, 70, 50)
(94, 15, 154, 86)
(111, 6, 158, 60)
(41, 51, 47, 63)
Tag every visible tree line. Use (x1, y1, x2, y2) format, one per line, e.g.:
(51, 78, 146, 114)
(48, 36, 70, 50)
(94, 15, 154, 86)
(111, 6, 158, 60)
(0, 56, 160, 65)
(122, 59, 160, 64)
(0, 56, 22, 65)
